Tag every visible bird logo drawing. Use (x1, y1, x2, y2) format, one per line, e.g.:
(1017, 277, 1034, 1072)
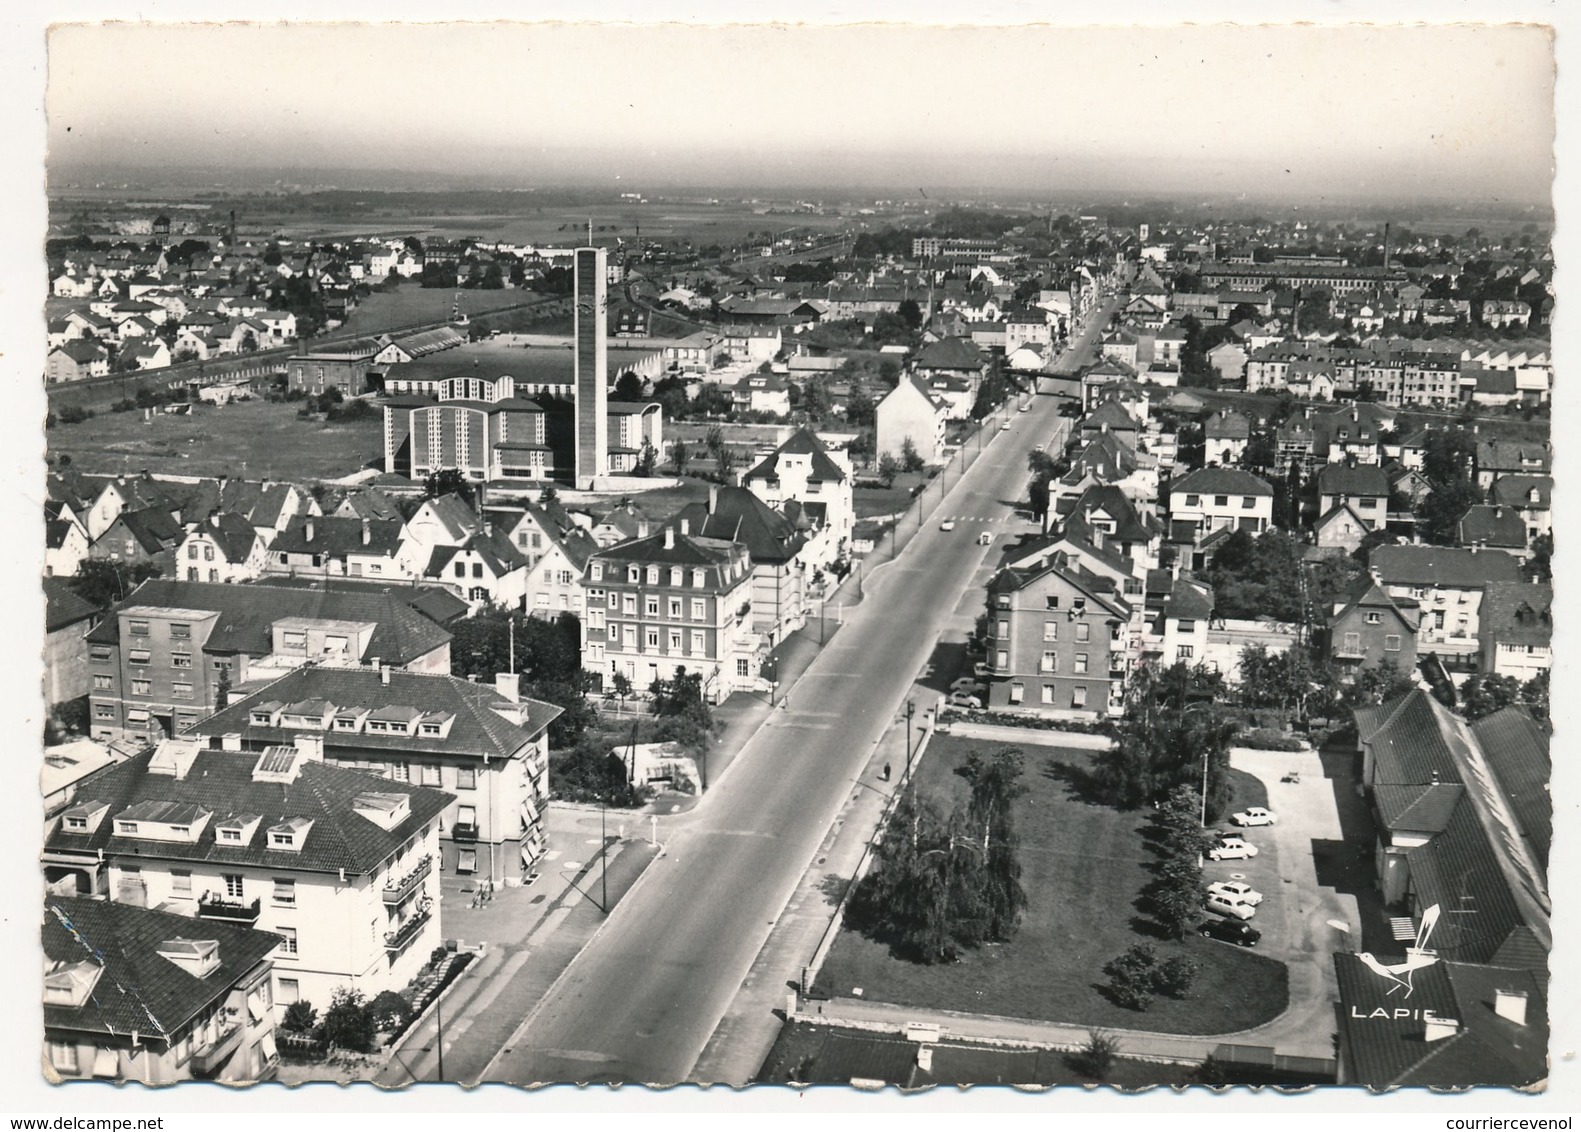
(1356, 904, 1442, 998)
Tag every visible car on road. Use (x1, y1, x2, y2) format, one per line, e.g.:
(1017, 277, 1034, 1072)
(1204, 893, 1257, 921)
(1000, 420, 1012, 431)
(1018, 403, 1030, 413)
(939, 519, 956, 531)
(1200, 918, 1262, 947)
(1232, 807, 1278, 827)
(977, 531, 993, 545)
(1207, 834, 1259, 861)
(1206, 881, 1264, 907)
(950, 677, 985, 695)
(947, 691, 983, 709)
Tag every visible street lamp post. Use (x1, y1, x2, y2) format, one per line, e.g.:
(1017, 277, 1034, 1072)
(904, 699, 916, 778)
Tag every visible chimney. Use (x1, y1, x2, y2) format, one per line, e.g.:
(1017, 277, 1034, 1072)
(680, 518, 689, 535)
(916, 1047, 933, 1073)
(220, 733, 242, 752)
(1424, 1016, 1459, 1043)
(709, 484, 719, 513)
(1494, 989, 1529, 1027)
(380, 664, 391, 685)
(664, 526, 676, 549)
(369, 656, 380, 671)
(495, 672, 520, 703)
(361, 518, 371, 545)
(305, 519, 316, 542)
(293, 733, 324, 762)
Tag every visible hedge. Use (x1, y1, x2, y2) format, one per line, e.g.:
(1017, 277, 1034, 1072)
(1236, 728, 1307, 752)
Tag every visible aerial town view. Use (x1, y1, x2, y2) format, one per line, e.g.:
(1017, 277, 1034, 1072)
(28, 19, 1560, 1106)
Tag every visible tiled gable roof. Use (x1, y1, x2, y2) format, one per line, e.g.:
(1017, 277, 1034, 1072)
(1317, 462, 1389, 497)
(44, 577, 102, 632)
(188, 511, 260, 564)
(1369, 545, 1522, 589)
(1456, 505, 1528, 549)
(43, 898, 280, 1043)
(1470, 706, 1551, 874)
(274, 517, 404, 557)
(44, 746, 453, 877)
(192, 667, 559, 763)
(1170, 466, 1274, 497)
(1360, 689, 1466, 788)
(669, 487, 808, 565)
(913, 336, 984, 370)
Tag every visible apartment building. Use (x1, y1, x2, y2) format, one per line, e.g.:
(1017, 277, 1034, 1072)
(583, 526, 761, 704)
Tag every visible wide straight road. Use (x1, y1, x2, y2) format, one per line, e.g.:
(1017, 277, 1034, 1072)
(480, 297, 1119, 1088)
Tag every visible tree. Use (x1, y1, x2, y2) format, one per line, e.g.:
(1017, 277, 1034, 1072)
(321, 987, 376, 1053)
(704, 424, 725, 462)
(1419, 477, 1482, 546)
(239, 329, 258, 353)
(610, 671, 633, 710)
(281, 1001, 318, 1034)
(671, 438, 692, 477)
(1521, 670, 1549, 721)
(1200, 529, 1305, 623)
(1238, 643, 1324, 724)
(423, 468, 475, 508)
(613, 372, 645, 401)
(899, 436, 925, 473)
(635, 441, 658, 478)
(898, 298, 923, 329)
(1095, 664, 1236, 817)
(68, 559, 160, 608)
(877, 452, 902, 488)
(800, 376, 833, 421)
(367, 990, 414, 1034)
(1103, 944, 1160, 1011)
(715, 445, 737, 484)
(1459, 672, 1521, 721)
(1068, 1030, 1120, 1081)
(1347, 660, 1417, 707)
(955, 748, 1029, 941)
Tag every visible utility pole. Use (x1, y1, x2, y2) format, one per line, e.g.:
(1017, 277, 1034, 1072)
(905, 699, 916, 778)
(435, 979, 445, 1082)
(600, 789, 609, 913)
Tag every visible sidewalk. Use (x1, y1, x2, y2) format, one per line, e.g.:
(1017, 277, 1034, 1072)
(689, 689, 942, 1085)
(374, 808, 659, 1087)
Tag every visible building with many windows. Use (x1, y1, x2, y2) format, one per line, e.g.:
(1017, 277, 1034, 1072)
(981, 552, 1133, 718)
(192, 667, 559, 884)
(583, 525, 761, 703)
(84, 580, 453, 743)
(1166, 466, 1274, 545)
(41, 737, 452, 1019)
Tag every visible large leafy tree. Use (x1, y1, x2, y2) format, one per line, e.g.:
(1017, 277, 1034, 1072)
(67, 559, 161, 608)
(1200, 529, 1305, 622)
(956, 748, 1029, 941)
(1096, 664, 1237, 817)
(449, 610, 593, 747)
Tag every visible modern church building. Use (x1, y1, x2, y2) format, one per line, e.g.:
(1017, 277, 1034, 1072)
(380, 246, 661, 486)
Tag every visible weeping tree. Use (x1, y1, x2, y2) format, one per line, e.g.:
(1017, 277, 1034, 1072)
(1094, 663, 1238, 818)
(847, 749, 1029, 964)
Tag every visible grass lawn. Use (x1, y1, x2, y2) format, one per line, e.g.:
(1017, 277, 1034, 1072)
(557, 476, 715, 523)
(46, 397, 383, 482)
(853, 472, 931, 519)
(814, 736, 1288, 1035)
(756, 1021, 1197, 1088)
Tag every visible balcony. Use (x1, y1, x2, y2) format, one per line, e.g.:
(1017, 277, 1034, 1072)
(384, 897, 434, 955)
(190, 1021, 243, 1077)
(382, 854, 433, 906)
(197, 894, 261, 925)
(451, 822, 479, 843)
(1334, 645, 1367, 660)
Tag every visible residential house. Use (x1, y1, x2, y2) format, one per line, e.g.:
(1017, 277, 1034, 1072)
(668, 485, 812, 648)
(1316, 462, 1389, 531)
(981, 553, 1132, 718)
(911, 337, 987, 420)
(1328, 580, 1420, 678)
(588, 499, 656, 548)
(1477, 582, 1551, 682)
(83, 578, 453, 743)
(876, 376, 949, 466)
(743, 427, 855, 571)
(91, 508, 184, 573)
(176, 512, 269, 583)
(1313, 502, 1373, 554)
(1367, 544, 1523, 662)
(488, 497, 600, 620)
(421, 528, 530, 611)
(194, 667, 557, 883)
(398, 494, 486, 576)
(1475, 438, 1550, 490)
(125, 340, 173, 371)
(45, 504, 91, 579)
(42, 897, 282, 1084)
(582, 526, 761, 704)
(264, 517, 408, 581)
(1489, 476, 1551, 541)
(44, 578, 104, 708)
(1166, 467, 1275, 546)
(1078, 399, 1142, 451)
(1204, 409, 1251, 466)
(41, 736, 452, 1017)
(1457, 505, 1530, 559)
(1205, 340, 1248, 385)
(731, 371, 792, 417)
(46, 341, 111, 383)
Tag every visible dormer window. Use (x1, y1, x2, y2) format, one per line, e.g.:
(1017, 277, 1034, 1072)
(64, 815, 88, 832)
(646, 567, 659, 585)
(421, 723, 442, 736)
(220, 828, 242, 843)
(693, 569, 706, 587)
(251, 711, 272, 725)
(670, 568, 682, 586)
(115, 821, 138, 836)
(591, 563, 603, 582)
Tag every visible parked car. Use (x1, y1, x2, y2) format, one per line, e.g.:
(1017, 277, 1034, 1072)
(947, 691, 983, 709)
(950, 677, 985, 695)
(1204, 893, 1257, 921)
(1206, 881, 1264, 907)
(1232, 807, 1278, 827)
(972, 661, 990, 679)
(939, 519, 956, 531)
(1200, 918, 1261, 947)
(1018, 403, 1030, 413)
(1207, 835, 1259, 861)
(1000, 420, 1012, 431)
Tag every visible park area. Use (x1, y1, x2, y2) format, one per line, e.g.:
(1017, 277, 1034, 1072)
(813, 734, 1288, 1035)
(46, 396, 383, 482)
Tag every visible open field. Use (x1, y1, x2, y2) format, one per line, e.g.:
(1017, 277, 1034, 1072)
(334, 284, 540, 337)
(46, 397, 381, 482)
(814, 736, 1289, 1034)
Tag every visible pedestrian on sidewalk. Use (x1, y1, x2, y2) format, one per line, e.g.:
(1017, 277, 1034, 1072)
(882, 762, 891, 782)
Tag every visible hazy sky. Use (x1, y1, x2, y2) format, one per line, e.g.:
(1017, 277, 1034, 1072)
(46, 22, 1556, 202)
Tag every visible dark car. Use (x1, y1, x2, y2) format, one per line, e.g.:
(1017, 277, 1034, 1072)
(1200, 917, 1261, 947)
